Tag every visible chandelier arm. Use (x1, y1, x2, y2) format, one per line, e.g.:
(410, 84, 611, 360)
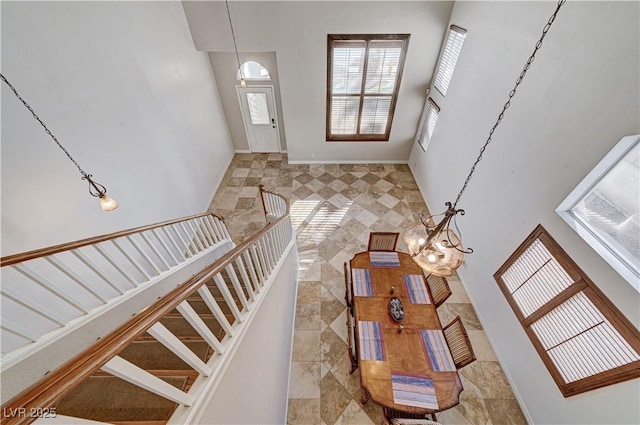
(448, 210, 473, 254)
(451, 0, 566, 209)
(1, 73, 88, 177)
(412, 208, 455, 258)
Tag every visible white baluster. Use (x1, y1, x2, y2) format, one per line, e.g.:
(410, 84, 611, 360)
(126, 236, 162, 276)
(111, 240, 151, 280)
(141, 232, 171, 270)
(242, 250, 261, 293)
(152, 229, 180, 265)
(225, 265, 249, 311)
(175, 301, 225, 354)
(214, 274, 242, 323)
(162, 226, 188, 261)
(198, 284, 234, 337)
(147, 322, 212, 375)
(45, 256, 111, 302)
(1, 286, 68, 325)
(92, 244, 138, 287)
(101, 356, 194, 406)
(185, 221, 205, 252)
(13, 264, 90, 313)
(235, 257, 255, 302)
(2, 318, 42, 341)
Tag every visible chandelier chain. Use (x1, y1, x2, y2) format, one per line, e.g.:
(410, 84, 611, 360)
(1, 73, 88, 177)
(452, 0, 566, 209)
(225, 0, 245, 81)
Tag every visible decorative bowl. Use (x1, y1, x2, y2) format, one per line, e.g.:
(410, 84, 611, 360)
(389, 297, 404, 322)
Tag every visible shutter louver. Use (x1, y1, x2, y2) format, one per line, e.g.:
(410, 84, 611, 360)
(434, 25, 466, 97)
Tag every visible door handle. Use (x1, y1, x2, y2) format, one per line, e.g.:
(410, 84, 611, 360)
(271, 118, 276, 129)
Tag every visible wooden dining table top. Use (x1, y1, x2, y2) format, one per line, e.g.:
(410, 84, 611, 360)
(350, 250, 463, 414)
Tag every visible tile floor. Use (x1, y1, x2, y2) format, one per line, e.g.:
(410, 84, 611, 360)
(209, 153, 527, 425)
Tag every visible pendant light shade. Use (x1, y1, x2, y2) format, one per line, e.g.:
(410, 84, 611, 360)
(404, 225, 464, 277)
(99, 195, 119, 212)
(403, 204, 468, 277)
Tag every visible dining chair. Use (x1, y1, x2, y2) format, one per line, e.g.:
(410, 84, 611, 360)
(344, 262, 358, 374)
(382, 407, 440, 425)
(442, 315, 476, 369)
(367, 232, 399, 251)
(425, 274, 452, 308)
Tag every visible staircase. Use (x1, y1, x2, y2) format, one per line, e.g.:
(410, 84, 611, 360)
(0, 187, 295, 425)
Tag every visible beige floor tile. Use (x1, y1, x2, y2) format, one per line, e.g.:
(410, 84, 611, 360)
(288, 398, 321, 425)
(289, 362, 321, 399)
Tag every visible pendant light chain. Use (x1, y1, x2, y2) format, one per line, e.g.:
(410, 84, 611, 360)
(452, 0, 566, 209)
(225, 0, 245, 82)
(1, 73, 89, 178)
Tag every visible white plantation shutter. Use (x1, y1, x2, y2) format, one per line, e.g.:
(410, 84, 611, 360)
(531, 292, 640, 383)
(434, 25, 466, 96)
(415, 98, 440, 150)
(328, 35, 408, 141)
(495, 225, 640, 396)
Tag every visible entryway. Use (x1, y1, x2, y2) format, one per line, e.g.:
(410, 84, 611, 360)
(236, 86, 280, 153)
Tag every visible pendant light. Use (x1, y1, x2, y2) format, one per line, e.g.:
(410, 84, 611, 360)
(225, 0, 247, 88)
(1, 74, 119, 212)
(404, 0, 566, 276)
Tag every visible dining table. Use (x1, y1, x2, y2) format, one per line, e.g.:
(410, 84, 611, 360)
(349, 250, 463, 414)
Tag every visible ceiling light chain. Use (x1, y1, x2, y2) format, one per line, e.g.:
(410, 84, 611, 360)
(404, 0, 566, 276)
(225, 0, 247, 88)
(1, 73, 119, 211)
(452, 0, 567, 209)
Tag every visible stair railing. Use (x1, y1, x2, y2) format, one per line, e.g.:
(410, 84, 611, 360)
(260, 184, 288, 222)
(1, 188, 293, 425)
(1, 213, 230, 364)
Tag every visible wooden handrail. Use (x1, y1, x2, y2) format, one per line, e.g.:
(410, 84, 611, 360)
(0, 203, 290, 424)
(259, 184, 290, 217)
(0, 212, 224, 267)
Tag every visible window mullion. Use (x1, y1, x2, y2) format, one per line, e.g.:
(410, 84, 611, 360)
(356, 40, 371, 136)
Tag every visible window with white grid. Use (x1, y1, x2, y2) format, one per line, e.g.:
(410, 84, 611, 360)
(415, 98, 440, 151)
(494, 225, 640, 397)
(434, 25, 466, 97)
(327, 34, 409, 141)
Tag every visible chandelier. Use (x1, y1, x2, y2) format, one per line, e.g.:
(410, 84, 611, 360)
(404, 0, 566, 276)
(1, 74, 119, 212)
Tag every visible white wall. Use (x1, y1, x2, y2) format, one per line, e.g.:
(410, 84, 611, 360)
(182, 1, 453, 163)
(409, 1, 640, 424)
(1, 0, 235, 256)
(196, 245, 298, 425)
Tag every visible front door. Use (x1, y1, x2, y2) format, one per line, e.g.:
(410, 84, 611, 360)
(236, 86, 280, 153)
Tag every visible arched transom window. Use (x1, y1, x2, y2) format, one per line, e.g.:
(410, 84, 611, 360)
(237, 61, 271, 81)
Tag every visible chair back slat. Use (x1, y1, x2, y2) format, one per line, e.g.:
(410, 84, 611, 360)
(426, 275, 452, 308)
(367, 232, 399, 251)
(443, 315, 476, 369)
(382, 407, 441, 425)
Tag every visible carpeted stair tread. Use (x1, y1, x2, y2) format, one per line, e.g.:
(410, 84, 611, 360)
(157, 316, 226, 341)
(171, 298, 235, 319)
(55, 376, 186, 422)
(118, 340, 212, 370)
